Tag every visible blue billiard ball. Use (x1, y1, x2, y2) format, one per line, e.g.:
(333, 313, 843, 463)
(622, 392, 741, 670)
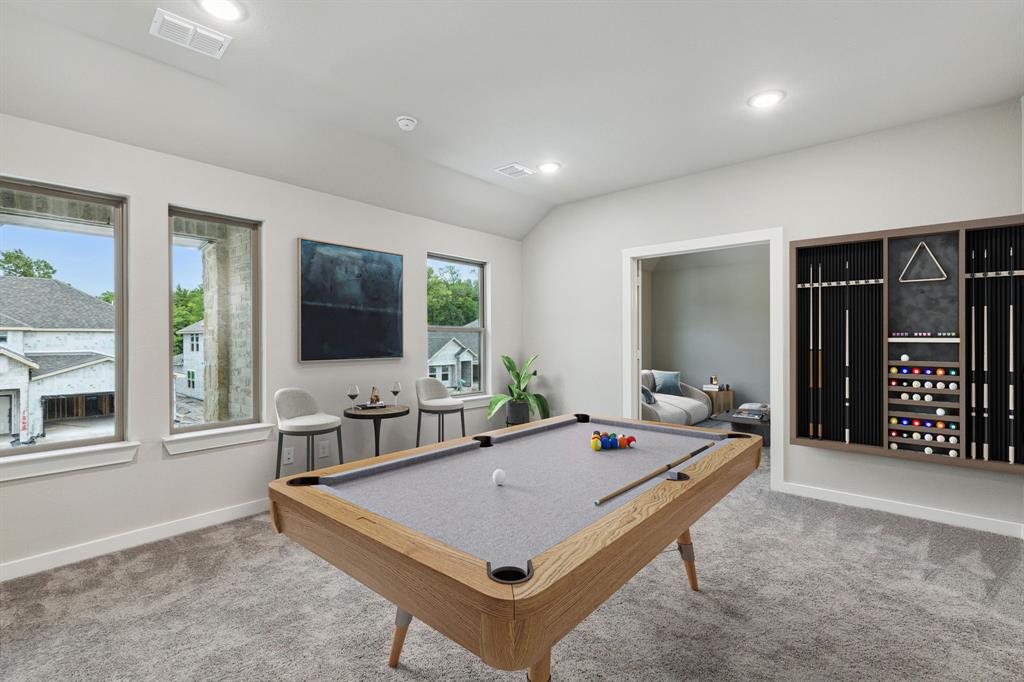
(900, 418, 910, 426)
(899, 367, 910, 374)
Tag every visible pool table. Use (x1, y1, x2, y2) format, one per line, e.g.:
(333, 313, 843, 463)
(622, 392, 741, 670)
(269, 414, 761, 680)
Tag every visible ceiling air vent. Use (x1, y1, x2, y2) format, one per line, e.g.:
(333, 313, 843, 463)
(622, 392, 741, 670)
(150, 9, 232, 59)
(495, 163, 536, 179)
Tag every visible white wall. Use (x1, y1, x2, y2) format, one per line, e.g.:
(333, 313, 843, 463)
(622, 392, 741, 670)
(0, 114, 523, 571)
(523, 101, 1024, 536)
(648, 246, 770, 405)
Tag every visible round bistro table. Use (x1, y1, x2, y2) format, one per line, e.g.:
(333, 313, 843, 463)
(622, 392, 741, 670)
(344, 405, 410, 457)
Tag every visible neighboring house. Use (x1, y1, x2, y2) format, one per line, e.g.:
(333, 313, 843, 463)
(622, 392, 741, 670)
(427, 329, 480, 391)
(0, 277, 115, 444)
(174, 321, 205, 400)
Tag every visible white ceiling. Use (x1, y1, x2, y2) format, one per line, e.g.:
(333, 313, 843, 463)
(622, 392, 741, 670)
(2, 1, 1022, 239)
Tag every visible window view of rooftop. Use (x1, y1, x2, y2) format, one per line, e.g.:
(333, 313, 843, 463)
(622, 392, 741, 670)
(1, 186, 119, 451)
(427, 256, 484, 394)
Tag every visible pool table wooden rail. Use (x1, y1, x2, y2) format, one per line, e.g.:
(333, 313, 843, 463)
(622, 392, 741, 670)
(268, 415, 761, 676)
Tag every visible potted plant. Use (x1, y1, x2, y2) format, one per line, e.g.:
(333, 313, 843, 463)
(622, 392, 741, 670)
(487, 354, 551, 425)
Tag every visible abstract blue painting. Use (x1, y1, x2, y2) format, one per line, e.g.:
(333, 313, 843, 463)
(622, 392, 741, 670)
(299, 238, 403, 361)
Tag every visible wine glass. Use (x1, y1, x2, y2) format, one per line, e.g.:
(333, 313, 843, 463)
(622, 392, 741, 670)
(390, 381, 402, 407)
(346, 384, 360, 408)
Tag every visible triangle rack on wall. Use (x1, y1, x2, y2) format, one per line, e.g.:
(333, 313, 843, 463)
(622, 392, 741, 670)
(898, 241, 947, 283)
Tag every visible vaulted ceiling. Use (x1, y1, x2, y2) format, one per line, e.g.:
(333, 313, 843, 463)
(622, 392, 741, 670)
(2, 1, 1022, 238)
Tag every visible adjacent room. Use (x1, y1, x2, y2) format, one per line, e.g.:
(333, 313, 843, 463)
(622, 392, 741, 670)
(1, 1, 1022, 681)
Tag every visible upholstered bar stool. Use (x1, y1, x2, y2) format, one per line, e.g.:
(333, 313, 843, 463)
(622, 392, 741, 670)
(273, 388, 343, 478)
(415, 377, 465, 446)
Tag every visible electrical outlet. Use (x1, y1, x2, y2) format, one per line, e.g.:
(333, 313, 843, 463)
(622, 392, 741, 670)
(318, 439, 330, 459)
(282, 447, 295, 466)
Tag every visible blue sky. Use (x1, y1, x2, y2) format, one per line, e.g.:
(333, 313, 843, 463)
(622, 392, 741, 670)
(428, 256, 480, 282)
(1, 223, 203, 294)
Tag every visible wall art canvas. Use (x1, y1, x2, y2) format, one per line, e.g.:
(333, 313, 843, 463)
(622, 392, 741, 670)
(298, 238, 403, 361)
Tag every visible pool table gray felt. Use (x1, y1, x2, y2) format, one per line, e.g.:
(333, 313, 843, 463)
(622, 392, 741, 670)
(315, 417, 729, 576)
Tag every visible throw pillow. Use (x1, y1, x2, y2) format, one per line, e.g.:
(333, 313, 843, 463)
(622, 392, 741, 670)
(651, 369, 683, 396)
(640, 385, 656, 405)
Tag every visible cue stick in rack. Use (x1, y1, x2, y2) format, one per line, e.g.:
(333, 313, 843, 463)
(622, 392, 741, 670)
(844, 259, 850, 444)
(818, 262, 824, 439)
(1010, 245, 1016, 464)
(970, 250, 977, 459)
(593, 444, 711, 506)
(808, 263, 814, 438)
(983, 248, 990, 460)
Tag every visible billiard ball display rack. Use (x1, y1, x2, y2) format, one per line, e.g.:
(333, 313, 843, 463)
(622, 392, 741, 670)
(791, 215, 1024, 474)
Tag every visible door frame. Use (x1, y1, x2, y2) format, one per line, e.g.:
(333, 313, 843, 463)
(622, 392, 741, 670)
(620, 226, 786, 490)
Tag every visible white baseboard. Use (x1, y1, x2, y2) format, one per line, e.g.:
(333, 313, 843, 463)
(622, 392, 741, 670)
(0, 498, 269, 581)
(775, 480, 1024, 539)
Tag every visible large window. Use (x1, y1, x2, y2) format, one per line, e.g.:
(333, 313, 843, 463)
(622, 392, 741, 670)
(0, 178, 125, 453)
(170, 207, 260, 431)
(427, 254, 485, 395)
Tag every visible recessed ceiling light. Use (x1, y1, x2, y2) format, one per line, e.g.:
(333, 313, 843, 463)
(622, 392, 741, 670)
(538, 161, 561, 174)
(199, 0, 243, 22)
(747, 90, 786, 109)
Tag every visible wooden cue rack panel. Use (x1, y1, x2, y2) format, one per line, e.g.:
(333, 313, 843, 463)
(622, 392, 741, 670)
(790, 214, 1024, 475)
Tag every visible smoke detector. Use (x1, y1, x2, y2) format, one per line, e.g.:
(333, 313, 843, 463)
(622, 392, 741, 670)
(150, 9, 232, 59)
(495, 163, 536, 179)
(396, 116, 418, 132)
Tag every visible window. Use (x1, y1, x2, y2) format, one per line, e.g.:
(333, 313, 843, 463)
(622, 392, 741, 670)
(427, 255, 484, 394)
(170, 207, 260, 431)
(0, 177, 125, 453)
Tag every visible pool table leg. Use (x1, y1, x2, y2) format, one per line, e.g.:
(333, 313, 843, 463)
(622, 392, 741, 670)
(677, 529, 698, 591)
(526, 649, 551, 682)
(387, 607, 413, 668)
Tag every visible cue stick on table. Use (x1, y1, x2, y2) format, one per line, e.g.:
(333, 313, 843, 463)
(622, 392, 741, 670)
(983, 248, 990, 461)
(1009, 245, 1016, 464)
(593, 444, 712, 507)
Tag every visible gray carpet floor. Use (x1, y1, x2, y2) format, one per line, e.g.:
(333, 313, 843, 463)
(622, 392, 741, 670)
(2, 451, 1022, 681)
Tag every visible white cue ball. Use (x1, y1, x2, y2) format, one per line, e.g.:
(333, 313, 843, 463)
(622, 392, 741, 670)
(949, 436, 958, 444)
(889, 443, 899, 450)
(901, 392, 910, 400)
(912, 394, 922, 401)
(936, 435, 946, 442)
(949, 449, 957, 457)
(936, 408, 946, 416)
(924, 394, 933, 402)
(936, 382, 945, 389)
(948, 382, 958, 390)
(912, 380, 921, 388)
(912, 432, 921, 440)
(924, 433, 933, 441)
(492, 469, 506, 486)
(900, 354, 910, 362)
(923, 381, 933, 388)
(924, 446, 934, 454)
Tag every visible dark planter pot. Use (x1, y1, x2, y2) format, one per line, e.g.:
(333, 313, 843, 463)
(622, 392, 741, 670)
(506, 400, 530, 425)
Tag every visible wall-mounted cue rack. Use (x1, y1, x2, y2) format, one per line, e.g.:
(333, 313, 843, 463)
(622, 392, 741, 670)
(790, 214, 1024, 475)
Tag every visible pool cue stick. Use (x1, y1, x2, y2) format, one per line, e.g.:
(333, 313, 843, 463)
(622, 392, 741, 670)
(808, 264, 814, 437)
(818, 262, 823, 439)
(970, 250, 977, 459)
(1009, 245, 1016, 463)
(844, 259, 850, 444)
(983, 248, 990, 460)
(593, 444, 711, 506)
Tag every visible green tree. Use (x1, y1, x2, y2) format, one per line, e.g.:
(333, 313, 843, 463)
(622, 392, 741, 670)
(99, 291, 114, 304)
(0, 249, 56, 278)
(427, 266, 479, 326)
(172, 285, 204, 354)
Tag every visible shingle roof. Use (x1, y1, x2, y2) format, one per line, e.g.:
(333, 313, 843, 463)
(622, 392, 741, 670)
(173, 353, 183, 367)
(176, 321, 204, 334)
(427, 332, 481, 361)
(0, 277, 115, 329)
(0, 345, 39, 368)
(27, 352, 113, 379)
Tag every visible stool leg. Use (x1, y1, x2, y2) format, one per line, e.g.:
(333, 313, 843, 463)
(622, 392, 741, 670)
(437, 413, 443, 443)
(335, 427, 344, 465)
(306, 435, 313, 472)
(388, 607, 413, 668)
(416, 411, 422, 447)
(460, 408, 466, 436)
(275, 431, 284, 479)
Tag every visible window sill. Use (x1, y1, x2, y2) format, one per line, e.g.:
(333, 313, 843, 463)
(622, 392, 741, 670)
(0, 440, 140, 482)
(456, 394, 493, 410)
(162, 422, 273, 456)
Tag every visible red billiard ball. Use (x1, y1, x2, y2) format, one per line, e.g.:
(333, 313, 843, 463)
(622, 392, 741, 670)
(912, 419, 922, 427)
(911, 367, 922, 375)
(890, 430, 898, 437)
(890, 380, 898, 386)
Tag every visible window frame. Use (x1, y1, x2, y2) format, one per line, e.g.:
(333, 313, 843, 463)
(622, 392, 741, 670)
(0, 176, 127, 455)
(168, 206, 261, 434)
(426, 253, 486, 397)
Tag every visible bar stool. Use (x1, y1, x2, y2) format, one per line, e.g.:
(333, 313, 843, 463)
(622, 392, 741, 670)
(273, 388, 342, 478)
(415, 377, 465, 446)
